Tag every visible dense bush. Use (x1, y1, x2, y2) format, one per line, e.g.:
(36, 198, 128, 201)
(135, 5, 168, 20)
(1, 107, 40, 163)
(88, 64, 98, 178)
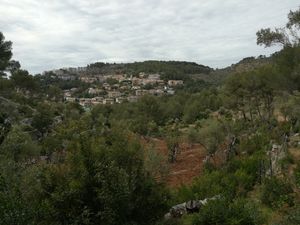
(192, 198, 264, 225)
(261, 177, 294, 208)
(275, 204, 300, 225)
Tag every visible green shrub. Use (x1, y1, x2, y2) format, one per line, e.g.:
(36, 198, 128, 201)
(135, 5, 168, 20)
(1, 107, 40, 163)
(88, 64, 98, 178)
(294, 163, 300, 188)
(275, 204, 300, 225)
(193, 198, 264, 225)
(261, 177, 294, 208)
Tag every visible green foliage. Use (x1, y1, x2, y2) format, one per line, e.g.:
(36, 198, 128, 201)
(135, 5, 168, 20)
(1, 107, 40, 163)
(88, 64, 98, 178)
(186, 127, 198, 145)
(10, 69, 38, 92)
(137, 95, 164, 125)
(31, 128, 169, 225)
(123, 61, 212, 78)
(0, 112, 11, 145)
(256, 8, 300, 93)
(63, 101, 84, 120)
(180, 171, 236, 201)
(279, 93, 300, 133)
(256, 7, 300, 47)
(36, 72, 89, 91)
(32, 102, 55, 137)
(0, 32, 12, 76)
(183, 89, 221, 124)
(166, 128, 180, 163)
(46, 85, 63, 101)
(274, 46, 300, 91)
(174, 151, 265, 206)
(0, 77, 14, 97)
(256, 28, 286, 47)
(189, 171, 225, 200)
(294, 163, 300, 188)
(175, 79, 210, 93)
(193, 198, 264, 225)
(0, 125, 40, 162)
(275, 204, 300, 225)
(261, 177, 294, 209)
(106, 77, 118, 85)
(144, 145, 169, 181)
(197, 119, 225, 156)
(87, 61, 212, 81)
(0, 175, 36, 225)
(238, 132, 270, 155)
(224, 65, 276, 122)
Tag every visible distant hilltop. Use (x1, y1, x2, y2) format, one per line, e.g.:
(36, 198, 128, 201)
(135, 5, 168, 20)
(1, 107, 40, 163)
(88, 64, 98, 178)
(42, 56, 271, 84)
(42, 60, 213, 81)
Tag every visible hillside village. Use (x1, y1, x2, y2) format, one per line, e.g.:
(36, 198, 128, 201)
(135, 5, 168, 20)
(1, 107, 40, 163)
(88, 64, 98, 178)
(46, 67, 184, 108)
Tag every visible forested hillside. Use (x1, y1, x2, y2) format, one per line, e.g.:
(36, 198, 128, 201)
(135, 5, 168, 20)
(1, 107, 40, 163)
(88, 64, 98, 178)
(87, 60, 212, 79)
(0, 7, 300, 225)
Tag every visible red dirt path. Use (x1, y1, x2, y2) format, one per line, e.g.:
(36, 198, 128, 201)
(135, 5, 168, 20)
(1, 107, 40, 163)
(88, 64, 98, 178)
(143, 138, 207, 187)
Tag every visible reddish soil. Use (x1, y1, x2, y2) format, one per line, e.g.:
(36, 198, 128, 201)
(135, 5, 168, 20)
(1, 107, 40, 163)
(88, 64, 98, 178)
(142, 138, 207, 187)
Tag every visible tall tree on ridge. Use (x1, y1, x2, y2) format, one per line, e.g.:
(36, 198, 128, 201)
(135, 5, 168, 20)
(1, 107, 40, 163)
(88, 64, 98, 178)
(0, 32, 12, 77)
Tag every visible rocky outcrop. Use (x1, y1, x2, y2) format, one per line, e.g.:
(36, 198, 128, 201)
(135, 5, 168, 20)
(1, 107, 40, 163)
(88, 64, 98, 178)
(266, 143, 286, 177)
(164, 195, 220, 219)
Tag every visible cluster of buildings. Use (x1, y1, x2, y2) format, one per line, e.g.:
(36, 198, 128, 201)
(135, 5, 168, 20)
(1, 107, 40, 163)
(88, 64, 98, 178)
(56, 71, 183, 108)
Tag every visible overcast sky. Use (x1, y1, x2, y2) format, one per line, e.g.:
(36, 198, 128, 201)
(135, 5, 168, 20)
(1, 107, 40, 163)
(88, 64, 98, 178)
(1, 0, 299, 74)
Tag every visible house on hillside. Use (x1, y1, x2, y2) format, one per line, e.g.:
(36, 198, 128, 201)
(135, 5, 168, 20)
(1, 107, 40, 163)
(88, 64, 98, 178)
(167, 89, 175, 95)
(103, 98, 114, 105)
(142, 79, 157, 85)
(107, 91, 122, 98)
(58, 74, 76, 81)
(63, 90, 72, 97)
(116, 97, 127, 104)
(79, 98, 93, 107)
(65, 97, 76, 102)
(138, 72, 147, 78)
(88, 88, 102, 95)
(148, 74, 160, 80)
(80, 76, 97, 83)
(91, 97, 103, 105)
(136, 89, 148, 96)
(168, 80, 184, 86)
(103, 83, 111, 90)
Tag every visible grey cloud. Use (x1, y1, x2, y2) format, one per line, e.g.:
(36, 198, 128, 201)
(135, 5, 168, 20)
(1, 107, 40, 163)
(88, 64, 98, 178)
(0, 0, 299, 73)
